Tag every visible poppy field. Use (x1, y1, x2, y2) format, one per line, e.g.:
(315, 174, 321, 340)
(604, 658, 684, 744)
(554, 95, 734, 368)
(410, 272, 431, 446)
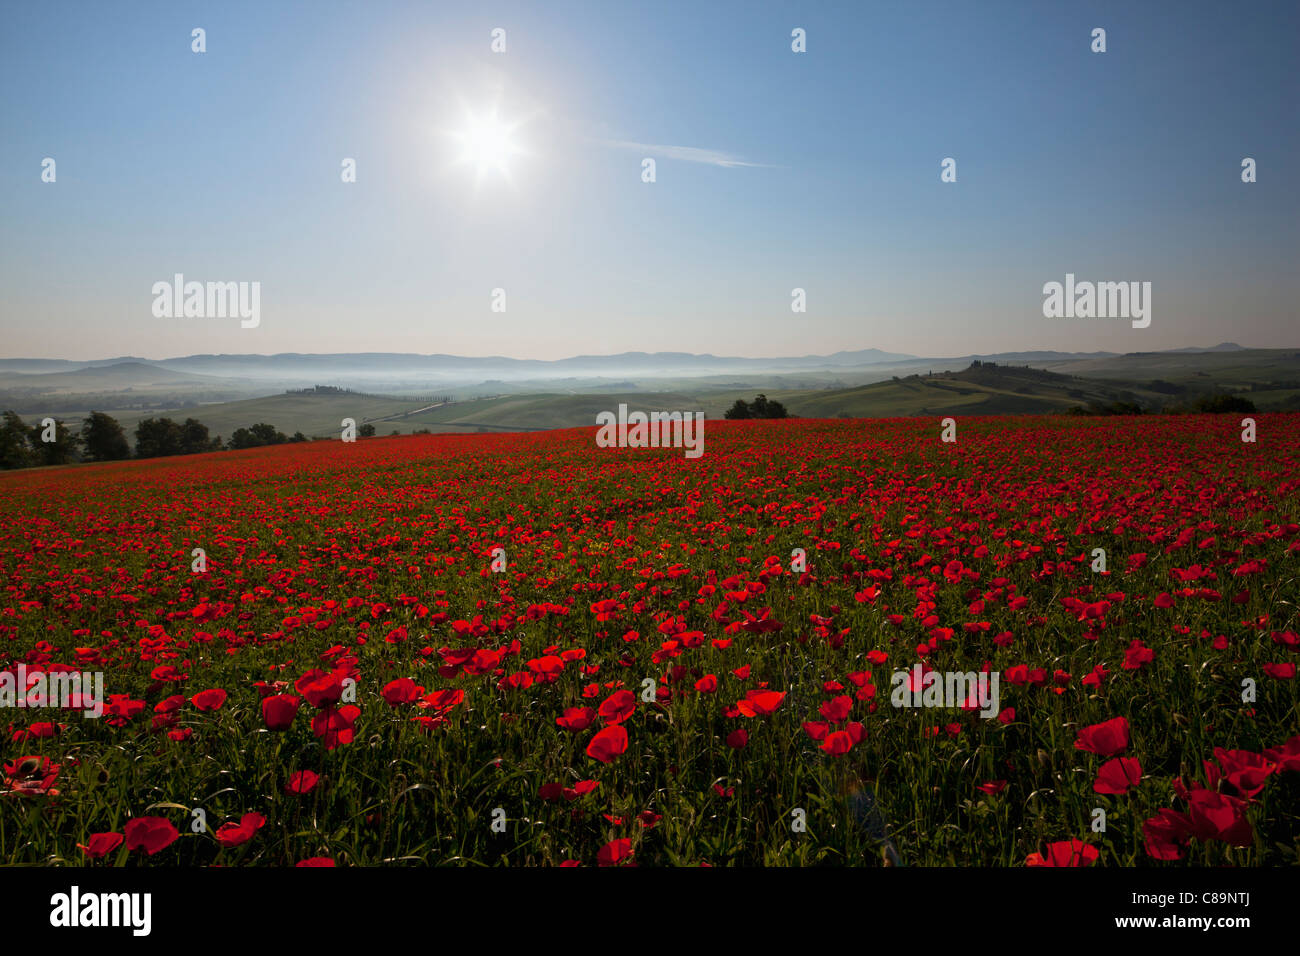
(0, 415, 1297, 867)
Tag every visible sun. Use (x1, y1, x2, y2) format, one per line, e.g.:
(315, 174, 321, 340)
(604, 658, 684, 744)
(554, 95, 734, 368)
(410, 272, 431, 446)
(449, 109, 527, 185)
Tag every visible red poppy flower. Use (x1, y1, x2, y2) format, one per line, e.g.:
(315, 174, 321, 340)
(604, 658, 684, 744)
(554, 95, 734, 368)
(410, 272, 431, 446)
(735, 689, 785, 717)
(598, 689, 637, 724)
(286, 770, 319, 795)
(586, 724, 629, 763)
(556, 706, 596, 732)
(261, 693, 301, 731)
(191, 688, 227, 712)
(803, 721, 830, 741)
(381, 678, 422, 706)
(295, 669, 345, 708)
(1074, 716, 1130, 756)
(311, 704, 360, 750)
(1264, 735, 1300, 773)
(562, 780, 600, 801)
(2, 755, 61, 796)
(527, 655, 565, 682)
(1026, 839, 1098, 867)
(419, 688, 465, 713)
(1183, 790, 1253, 846)
(1213, 748, 1275, 798)
(79, 832, 124, 859)
(104, 695, 146, 726)
(1093, 756, 1142, 794)
(155, 694, 186, 714)
(820, 722, 866, 756)
(1143, 809, 1189, 860)
(819, 695, 854, 724)
(124, 816, 180, 855)
(597, 837, 633, 866)
(214, 812, 267, 849)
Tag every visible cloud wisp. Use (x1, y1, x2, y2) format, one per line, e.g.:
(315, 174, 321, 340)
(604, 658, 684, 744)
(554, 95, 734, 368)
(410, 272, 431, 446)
(600, 139, 775, 168)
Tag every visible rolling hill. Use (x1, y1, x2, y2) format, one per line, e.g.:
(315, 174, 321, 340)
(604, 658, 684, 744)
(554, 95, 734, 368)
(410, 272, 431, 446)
(8, 348, 1300, 448)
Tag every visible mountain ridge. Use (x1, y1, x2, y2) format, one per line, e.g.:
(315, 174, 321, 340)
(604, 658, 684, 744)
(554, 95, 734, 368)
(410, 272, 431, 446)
(0, 343, 1259, 375)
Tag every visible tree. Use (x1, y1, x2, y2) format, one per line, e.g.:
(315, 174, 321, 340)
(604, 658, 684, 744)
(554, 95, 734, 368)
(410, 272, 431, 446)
(0, 411, 35, 469)
(724, 399, 751, 420)
(229, 422, 289, 449)
(726, 394, 788, 420)
(179, 418, 221, 454)
(359, 423, 376, 438)
(763, 397, 788, 419)
(80, 412, 131, 461)
(1194, 393, 1256, 414)
(135, 417, 218, 458)
(28, 417, 79, 466)
(135, 418, 184, 458)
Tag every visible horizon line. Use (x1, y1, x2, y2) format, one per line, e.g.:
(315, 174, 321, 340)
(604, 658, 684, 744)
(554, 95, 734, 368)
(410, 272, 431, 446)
(0, 342, 1269, 366)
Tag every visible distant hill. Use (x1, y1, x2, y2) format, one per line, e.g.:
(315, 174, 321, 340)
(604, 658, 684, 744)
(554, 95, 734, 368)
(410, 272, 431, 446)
(773, 357, 1300, 418)
(1163, 342, 1246, 353)
(105, 359, 1296, 442)
(0, 356, 158, 374)
(6, 347, 1300, 437)
(1042, 348, 1300, 383)
(3, 345, 1284, 396)
(776, 363, 1165, 419)
(0, 361, 254, 414)
(137, 349, 922, 384)
(0, 361, 217, 391)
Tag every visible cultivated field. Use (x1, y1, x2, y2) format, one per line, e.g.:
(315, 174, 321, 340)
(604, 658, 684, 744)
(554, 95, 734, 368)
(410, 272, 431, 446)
(0, 416, 1296, 866)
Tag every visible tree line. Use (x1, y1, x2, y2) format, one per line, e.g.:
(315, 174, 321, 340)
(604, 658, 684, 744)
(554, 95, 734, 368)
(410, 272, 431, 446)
(724, 394, 789, 420)
(0, 411, 377, 470)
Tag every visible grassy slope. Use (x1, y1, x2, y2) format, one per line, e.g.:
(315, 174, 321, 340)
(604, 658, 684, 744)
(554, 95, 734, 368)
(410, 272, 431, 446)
(780, 366, 1157, 418)
(90, 391, 716, 440)
(125, 394, 418, 441)
(399, 392, 707, 430)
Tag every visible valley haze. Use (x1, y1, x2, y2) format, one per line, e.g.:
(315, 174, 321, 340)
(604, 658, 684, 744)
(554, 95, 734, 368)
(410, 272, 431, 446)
(1, 343, 1295, 446)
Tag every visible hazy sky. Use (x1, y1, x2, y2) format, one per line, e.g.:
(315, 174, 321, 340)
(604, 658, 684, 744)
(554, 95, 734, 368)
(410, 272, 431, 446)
(1, 0, 1296, 361)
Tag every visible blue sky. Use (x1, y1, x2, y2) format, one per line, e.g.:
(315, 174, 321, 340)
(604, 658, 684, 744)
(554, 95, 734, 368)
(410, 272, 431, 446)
(1, 0, 1296, 361)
